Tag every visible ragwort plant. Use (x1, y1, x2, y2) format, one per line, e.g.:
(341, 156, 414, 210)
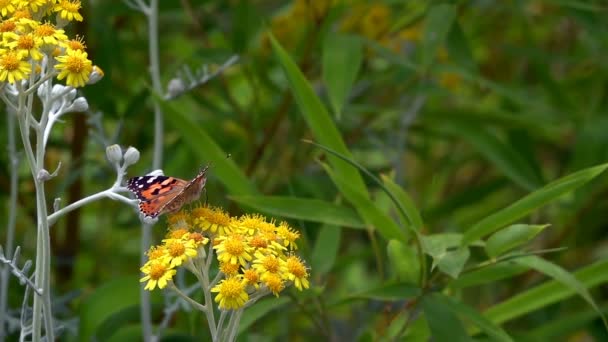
(140, 207, 310, 342)
(0, 1, 139, 340)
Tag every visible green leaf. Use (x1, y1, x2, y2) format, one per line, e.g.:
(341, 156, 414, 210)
(229, 195, 365, 228)
(443, 297, 513, 342)
(338, 282, 421, 303)
(322, 33, 363, 118)
(485, 224, 549, 258)
(514, 256, 607, 328)
(439, 121, 542, 191)
(323, 163, 407, 243)
(421, 233, 462, 259)
(79, 276, 161, 341)
(269, 33, 367, 194)
(437, 247, 470, 279)
(381, 175, 423, 231)
(462, 163, 608, 246)
(422, 293, 472, 342)
(421, 4, 456, 69)
(446, 21, 477, 73)
(421, 234, 469, 278)
(162, 101, 258, 196)
(238, 297, 291, 334)
(387, 240, 420, 284)
(450, 262, 528, 289)
(484, 259, 608, 325)
(311, 225, 341, 275)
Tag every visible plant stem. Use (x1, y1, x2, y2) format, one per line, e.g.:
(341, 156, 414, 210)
(0, 111, 19, 341)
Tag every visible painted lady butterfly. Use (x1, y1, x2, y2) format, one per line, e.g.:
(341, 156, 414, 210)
(127, 166, 209, 219)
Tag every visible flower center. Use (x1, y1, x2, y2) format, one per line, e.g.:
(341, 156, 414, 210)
(0, 52, 20, 71)
(287, 258, 306, 277)
(224, 237, 245, 255)
(17, 35, 35, 50)
(149, 263, 167, 280)
(263, 256, 280, 273)
(220, 278, 244, 298)
(167, 242, 185, 257)
(0, 21, 16, 33)
(36, 24, 55, 37)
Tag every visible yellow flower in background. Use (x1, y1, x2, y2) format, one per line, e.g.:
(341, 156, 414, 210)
(21, 0, 47, 13)
(0, 49, 30, 83)
(64, 35, 86, 51)
(147, 246, 168, 262)
(140, 260, 176, 291)
(211, 277, 249, 310)
(219, 261, 240, 277)
(237, 213, 266, 235)
(0, 0, 17, 17)
(54, 48, 92, 87)
(53, 0, 83, 22)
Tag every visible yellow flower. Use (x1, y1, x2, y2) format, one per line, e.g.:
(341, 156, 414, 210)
(219, 261, 240, 276)
(20, 0, 46, 12)
(361, 4, 390, 40)
(262, 273, 284, 297)
(167, 228, 190, 240)
(53, 0, 83, 21)
(147, 245, 165, 258)
(140, 260, 176, 291)
(54, 48, 92, 87)
(64, 35, 86, 51)
(163, 238, 198, 267)
(243, 268, 260, 289)
(214, 233, 253, 267)
(276, 221, 300, 250)
(6, 32, 43, 60)
(285, 255, 310, 291)
(34, 22, 68, 45)
(252, 252, 287, 279)
(188, 232, 209, 247)
(211, 277, 249, 310)
(0, 0, 17, 17)
(192, 206, 233, 236)
(166, 210, 191, 229)
(0, 49, 30, 83)
(237, 214, 266, 235)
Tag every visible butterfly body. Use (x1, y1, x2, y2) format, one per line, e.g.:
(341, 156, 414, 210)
(127, 166, 209, 219)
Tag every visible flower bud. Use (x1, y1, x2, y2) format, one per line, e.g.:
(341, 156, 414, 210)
(106, 144, 123, 165)
(166, 78, 185, 98)
(70, 97, 89, 112)
(88, 66, 104, 85)
(123, 146, 140, 167)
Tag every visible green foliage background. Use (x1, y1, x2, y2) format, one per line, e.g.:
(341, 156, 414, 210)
(2, 0, 608, 340)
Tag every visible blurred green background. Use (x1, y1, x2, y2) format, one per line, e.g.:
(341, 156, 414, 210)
(2, 0, 608, 340)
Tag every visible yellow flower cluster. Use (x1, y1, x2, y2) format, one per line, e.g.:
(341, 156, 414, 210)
(0, 0, 97, 87)
(140, 206, 310, 311)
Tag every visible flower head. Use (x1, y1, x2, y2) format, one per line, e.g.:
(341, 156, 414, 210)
(164, 238, 198, 267)
(214, 233, 253, 267)
(192, 206, 233, 236)
(276, 221, 300, 250)
(0, 49, 30, 83)
(54, 48, 92, 87)
(53, 0, 83, 22)
(211, 277, 249, 310)
(140, 260, 176, 291)
(285, 255, 310, 290)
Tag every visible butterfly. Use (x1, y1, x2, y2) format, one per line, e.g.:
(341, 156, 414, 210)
(127, 166, 209, 219)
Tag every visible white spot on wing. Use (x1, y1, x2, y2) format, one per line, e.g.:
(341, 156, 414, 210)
(146, 176, 157, 184)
